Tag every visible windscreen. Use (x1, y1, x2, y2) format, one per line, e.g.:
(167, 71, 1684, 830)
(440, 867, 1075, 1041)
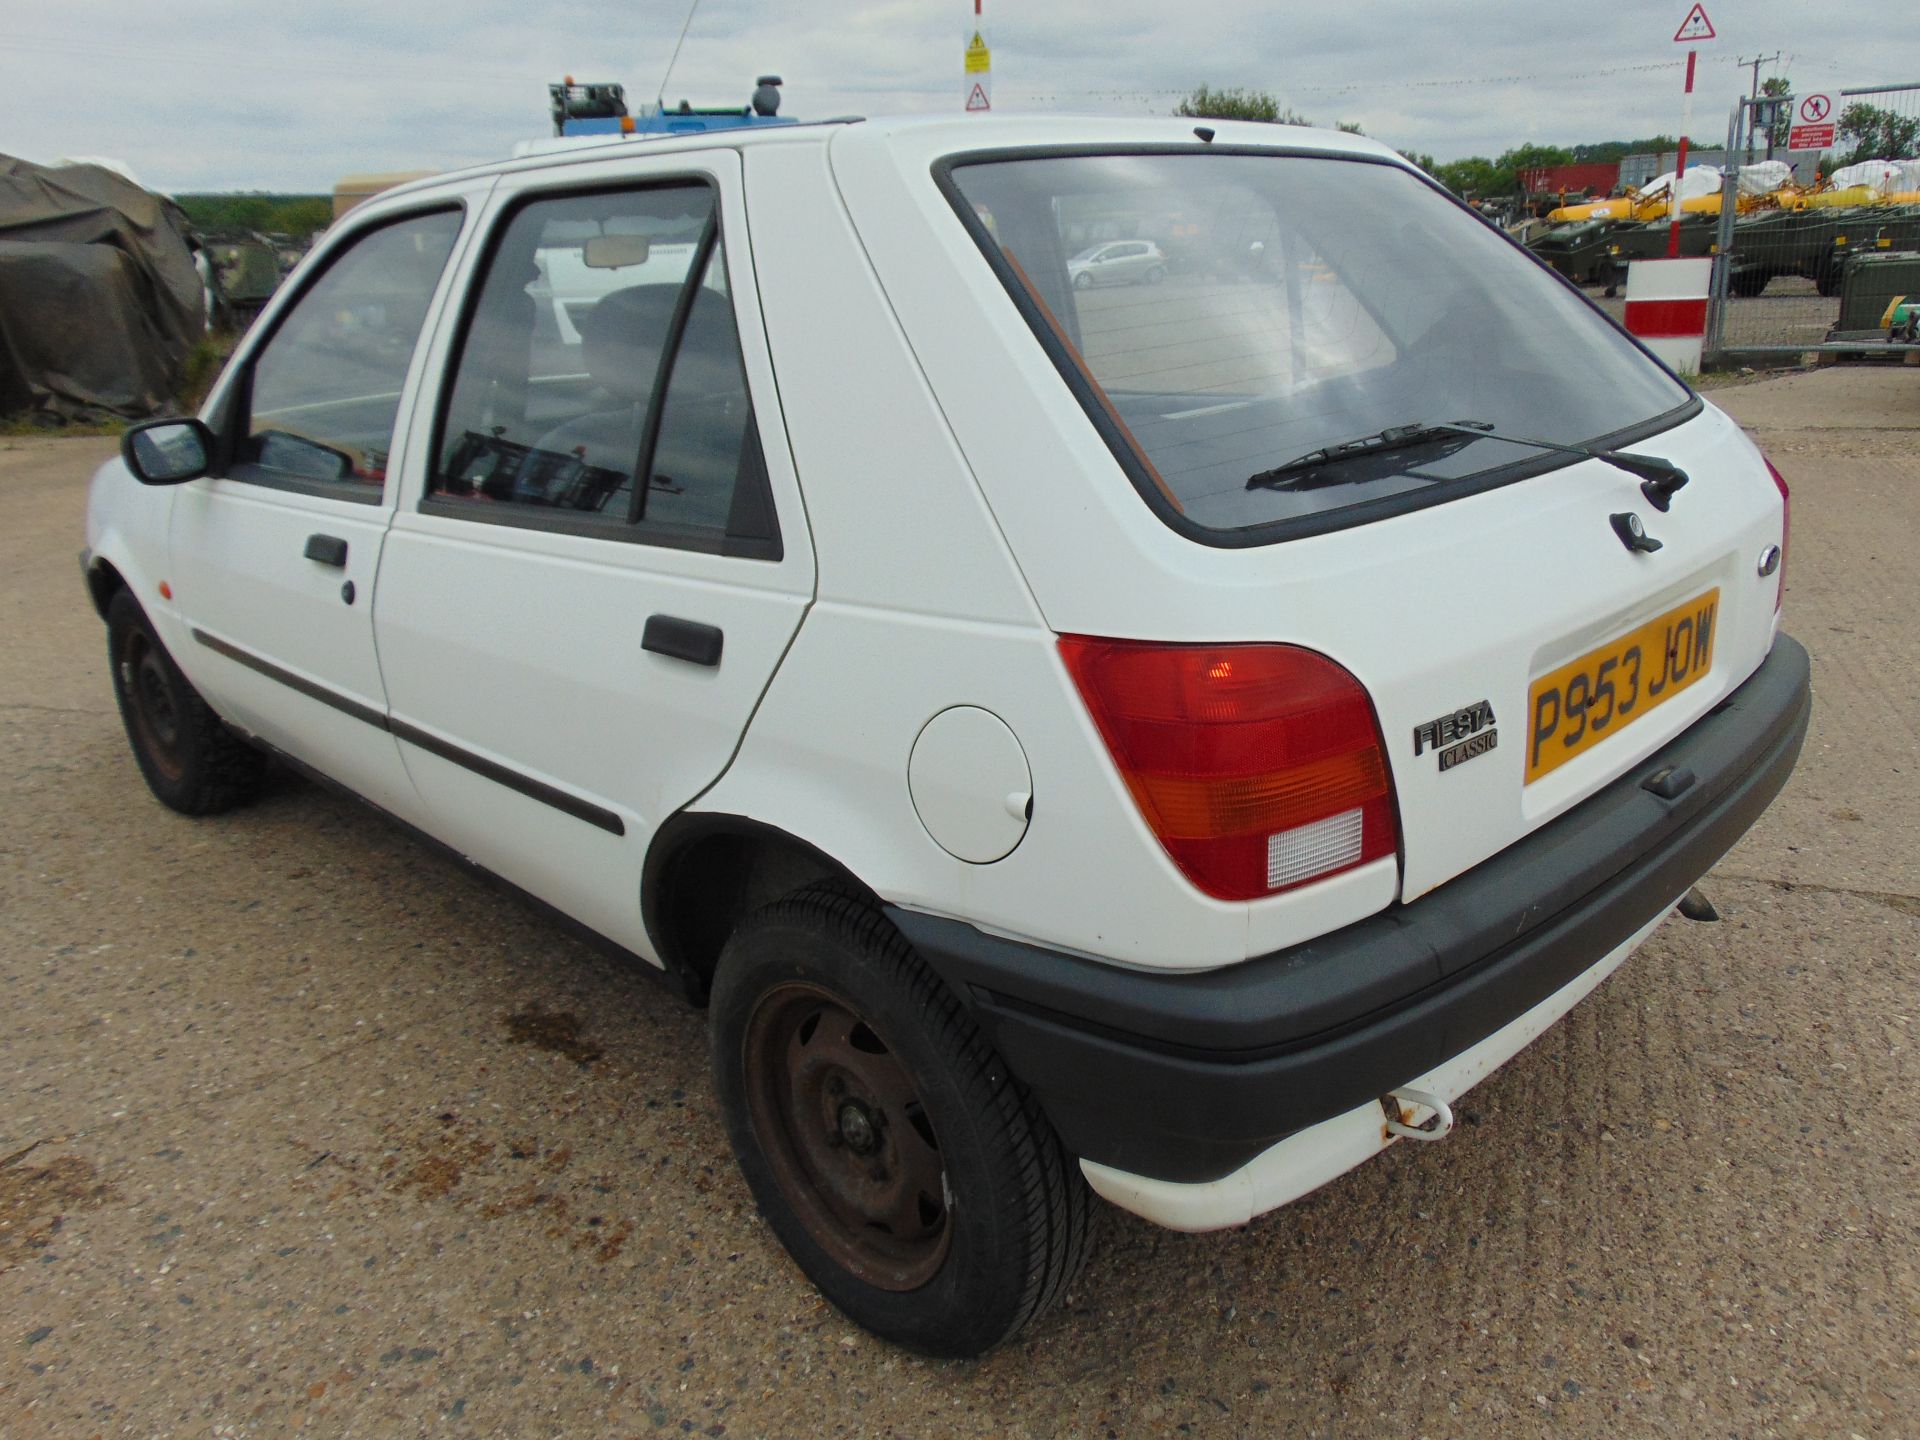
(948, 152, 1691, 536)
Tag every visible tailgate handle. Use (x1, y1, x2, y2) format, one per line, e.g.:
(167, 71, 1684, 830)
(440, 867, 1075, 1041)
(304, 534, 349, 567)
(642, 614, 723, 668)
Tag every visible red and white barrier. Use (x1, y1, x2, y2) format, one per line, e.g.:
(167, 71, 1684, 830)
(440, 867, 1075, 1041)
(1624, 257, 1713, 373)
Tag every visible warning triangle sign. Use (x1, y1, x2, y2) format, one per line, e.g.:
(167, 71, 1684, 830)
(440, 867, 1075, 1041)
(966, 82, 991, 112)
(1673, 3, 1715, 42)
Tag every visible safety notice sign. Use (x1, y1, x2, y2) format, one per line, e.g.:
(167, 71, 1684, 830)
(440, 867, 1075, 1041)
(1673, 4, 1715, 42)
(1788, 92, 1836, 151)
(964, 27, 991, 111)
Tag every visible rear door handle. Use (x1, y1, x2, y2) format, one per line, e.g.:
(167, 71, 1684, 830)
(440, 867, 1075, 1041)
(304, 534, 349, 567)
(642, 614, 723, 667)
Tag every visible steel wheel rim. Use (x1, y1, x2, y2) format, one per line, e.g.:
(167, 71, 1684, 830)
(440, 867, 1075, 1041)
(119, 627, 186, 783)
(742, 981, 952, 1291)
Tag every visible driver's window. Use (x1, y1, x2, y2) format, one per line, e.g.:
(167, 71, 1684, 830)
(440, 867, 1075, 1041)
(234, 209, 462, 499)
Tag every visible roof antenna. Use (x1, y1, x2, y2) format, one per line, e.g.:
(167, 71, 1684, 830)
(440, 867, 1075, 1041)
(1193, 126, 1215, 143)
(656, 0, 704, 111)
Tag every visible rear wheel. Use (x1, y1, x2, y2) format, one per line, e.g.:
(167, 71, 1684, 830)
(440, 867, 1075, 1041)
(709, 888, 1094, 1356)
(106, 589, 266, 815)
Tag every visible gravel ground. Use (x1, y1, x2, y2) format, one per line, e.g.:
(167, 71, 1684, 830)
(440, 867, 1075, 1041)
(3, 368, 1916, 1438)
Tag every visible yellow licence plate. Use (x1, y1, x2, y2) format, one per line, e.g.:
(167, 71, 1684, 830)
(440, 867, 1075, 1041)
(1525, 589, 1720, 783)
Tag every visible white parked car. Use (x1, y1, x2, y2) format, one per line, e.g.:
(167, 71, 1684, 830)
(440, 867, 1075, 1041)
(1065, 238, 1168, 288)
(85, 116, 1808, 1357)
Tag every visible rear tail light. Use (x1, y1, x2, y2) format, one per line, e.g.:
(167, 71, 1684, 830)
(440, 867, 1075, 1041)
(1059, 637, 1399, 901)
(1763, 456, 1789, 612)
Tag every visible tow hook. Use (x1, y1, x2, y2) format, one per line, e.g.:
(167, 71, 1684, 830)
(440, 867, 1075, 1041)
(1677, 886, 1720, 922)
(1381, 1088, 1454, 1142)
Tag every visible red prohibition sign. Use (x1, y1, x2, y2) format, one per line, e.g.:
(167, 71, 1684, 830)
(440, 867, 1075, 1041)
(1799, 94, 1831, 123)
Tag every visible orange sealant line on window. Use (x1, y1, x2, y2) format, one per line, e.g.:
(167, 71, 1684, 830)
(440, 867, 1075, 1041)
(1001, 247, 1184, 514)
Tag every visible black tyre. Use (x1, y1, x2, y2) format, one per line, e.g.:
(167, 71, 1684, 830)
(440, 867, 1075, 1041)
(1145, 264, 1167, 285)
(1072, 271, 1092, 290)
(106, 589, 266, 815)
(709, 888, 1095, 1356)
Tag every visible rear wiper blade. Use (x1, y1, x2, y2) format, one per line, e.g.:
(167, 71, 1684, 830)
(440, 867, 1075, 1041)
(1246, 418, 1690, 510)
(1438, 420, 1690, 510)
(1245, 423, 1468, 490)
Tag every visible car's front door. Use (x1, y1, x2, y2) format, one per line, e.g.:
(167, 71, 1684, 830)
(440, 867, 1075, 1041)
(168, 203, 473, 817)
(373, 153, 815, 958)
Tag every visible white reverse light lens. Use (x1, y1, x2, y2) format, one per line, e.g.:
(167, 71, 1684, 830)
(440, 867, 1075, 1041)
(1266, 808, 1364, 890)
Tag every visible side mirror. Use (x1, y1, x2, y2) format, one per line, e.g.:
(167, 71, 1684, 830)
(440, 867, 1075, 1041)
(122, 418, 214, 485)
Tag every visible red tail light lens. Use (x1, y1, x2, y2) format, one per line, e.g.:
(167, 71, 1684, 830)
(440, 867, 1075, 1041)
(1764, 456, 1789, 612)
(1059, 636, 1399, 901)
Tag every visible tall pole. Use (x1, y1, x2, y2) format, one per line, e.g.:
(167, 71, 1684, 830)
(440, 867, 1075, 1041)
(1669, 48, 1697, 259)
(1737, 52, 1782, 163)
(964, 0, 991, 113)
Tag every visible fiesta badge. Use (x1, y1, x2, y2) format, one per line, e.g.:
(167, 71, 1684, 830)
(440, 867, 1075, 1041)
(1413, 700, 1498, 773)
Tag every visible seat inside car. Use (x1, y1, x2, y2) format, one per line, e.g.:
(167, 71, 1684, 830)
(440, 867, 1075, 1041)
(515, 282, 683, 507)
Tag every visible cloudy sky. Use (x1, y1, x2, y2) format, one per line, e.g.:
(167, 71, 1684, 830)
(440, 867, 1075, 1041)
(8, 2, 1917, 193)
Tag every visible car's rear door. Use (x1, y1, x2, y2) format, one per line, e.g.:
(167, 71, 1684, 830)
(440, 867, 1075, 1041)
(167, 199, 475, 817)
(373, 149, 814, 959)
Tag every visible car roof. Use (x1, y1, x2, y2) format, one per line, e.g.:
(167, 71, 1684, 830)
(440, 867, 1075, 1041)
(364, 113, 1408, 214)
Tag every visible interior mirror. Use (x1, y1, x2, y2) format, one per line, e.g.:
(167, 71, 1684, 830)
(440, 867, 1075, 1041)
(583, 235, 651, 270)
(122, 418, 213, 485)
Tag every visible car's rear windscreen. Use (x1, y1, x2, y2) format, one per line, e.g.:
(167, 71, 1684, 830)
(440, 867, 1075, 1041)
(945, 151, 1692, 539)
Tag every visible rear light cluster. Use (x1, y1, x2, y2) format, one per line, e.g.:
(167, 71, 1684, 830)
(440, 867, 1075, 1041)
(1059, 637, 1399, 902)
(1764, 456, 1790, 612)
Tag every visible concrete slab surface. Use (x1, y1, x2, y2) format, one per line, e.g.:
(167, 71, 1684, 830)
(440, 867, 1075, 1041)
(2, 371, 1916, 1439)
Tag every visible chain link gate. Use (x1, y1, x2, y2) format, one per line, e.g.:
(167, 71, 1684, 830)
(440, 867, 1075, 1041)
(1703, 82, 1920, 364)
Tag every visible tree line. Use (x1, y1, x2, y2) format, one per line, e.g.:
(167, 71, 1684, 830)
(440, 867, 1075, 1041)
(1176, 85, 1919, 197)
(175, 194, 332, 240)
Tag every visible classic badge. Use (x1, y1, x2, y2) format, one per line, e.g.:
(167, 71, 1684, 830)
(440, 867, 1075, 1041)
(1414, 700, 1498, 773)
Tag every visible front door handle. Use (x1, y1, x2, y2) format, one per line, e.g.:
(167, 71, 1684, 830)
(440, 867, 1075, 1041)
(304, 533, 349, 567)
(642, 614, 723, 667)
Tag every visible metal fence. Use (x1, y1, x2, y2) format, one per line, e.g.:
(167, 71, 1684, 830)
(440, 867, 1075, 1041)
(1703, 82, 1920, 363)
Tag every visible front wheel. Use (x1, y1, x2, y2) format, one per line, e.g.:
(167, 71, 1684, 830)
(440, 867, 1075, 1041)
(106, 589, 266, 815)
(1145, 264, 1167, 285)
(709, 889, 1094, 1356)
(1072, 271, 1092, 290)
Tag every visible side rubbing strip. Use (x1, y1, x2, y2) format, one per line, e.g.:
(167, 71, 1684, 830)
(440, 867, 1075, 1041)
(387, 719, 627, 836)
(189, 628, 626, 837)
(192, 628, 387, 729)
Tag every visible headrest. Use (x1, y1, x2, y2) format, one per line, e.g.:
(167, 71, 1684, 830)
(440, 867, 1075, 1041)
(578, 283, 683, 401)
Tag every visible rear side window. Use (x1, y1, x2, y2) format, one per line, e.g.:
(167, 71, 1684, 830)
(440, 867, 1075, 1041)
(428, 183, 777, 558)
(234, 209, 462, 498)
(947, 152, 1691, 542)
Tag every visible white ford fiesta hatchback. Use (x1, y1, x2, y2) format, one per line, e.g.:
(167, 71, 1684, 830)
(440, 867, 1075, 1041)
(84, 116, 1809, 1356)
